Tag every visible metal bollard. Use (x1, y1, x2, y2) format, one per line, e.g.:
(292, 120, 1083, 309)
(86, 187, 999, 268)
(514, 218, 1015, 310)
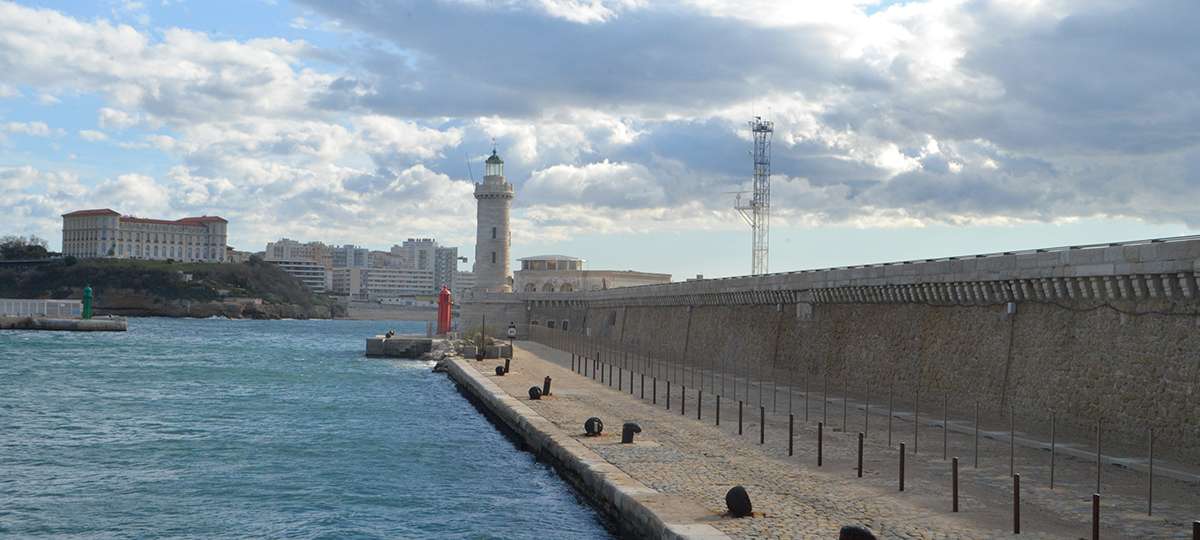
(1193, 520, 1198, 540)
(652, 377, 657, 404)
(788, 414, 794, 456)
(640, 374, 645, 399)
(1092, 493, 1099, 540)
(666, 381, 671, 410)
(697, 390, 702, 420)
(759, 406, 765, 445)
(716, 395, 721, 426)
(681, 386, 686, 416)
(543, 376, 552, 396)
(618, 367, 623, 391)
(738, 401, 744, 435)
(504, 357, 511, 373)
(857, 432, 864, 477)
(571, 354, 576, 372)
(608, 364, 613, 387)
(899, 442, 905, 491)
(1051, 412, 1056, 489)
(952, 457, 959, 512)
(495, 365, 505, 376)
(818, 422, 824, 467)
(621, 422, 642, 444)
(528, 386, 542, 400)
(1014, 473, 1021, 534)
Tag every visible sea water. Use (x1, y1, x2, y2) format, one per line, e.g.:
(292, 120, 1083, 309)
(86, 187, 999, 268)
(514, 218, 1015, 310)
(0, 318, 612, 539)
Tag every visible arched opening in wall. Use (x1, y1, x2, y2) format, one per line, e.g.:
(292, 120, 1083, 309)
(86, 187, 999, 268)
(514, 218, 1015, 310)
(524, 283, 536, 292)
(561, 320, 569, 331)
(547, 320, 556, 329)
(542, 283, 556, 292)
(560, 283, 574, 292)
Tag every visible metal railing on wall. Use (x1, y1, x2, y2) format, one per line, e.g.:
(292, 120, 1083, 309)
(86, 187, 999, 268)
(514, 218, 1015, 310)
(0, 298, 83, 319)
(522, 323, 1200, 539)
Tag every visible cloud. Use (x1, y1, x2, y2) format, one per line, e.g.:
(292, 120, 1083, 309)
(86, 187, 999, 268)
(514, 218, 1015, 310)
(2, 121, 54, 136)
(79, 129, 108, 141)
(3, 0, 1200, 256)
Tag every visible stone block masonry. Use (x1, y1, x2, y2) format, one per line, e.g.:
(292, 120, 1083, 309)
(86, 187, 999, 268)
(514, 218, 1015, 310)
(512, 235, 1200, 463)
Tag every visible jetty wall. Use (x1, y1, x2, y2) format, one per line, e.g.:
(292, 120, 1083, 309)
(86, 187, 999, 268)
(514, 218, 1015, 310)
(474, 236, 1200, 462)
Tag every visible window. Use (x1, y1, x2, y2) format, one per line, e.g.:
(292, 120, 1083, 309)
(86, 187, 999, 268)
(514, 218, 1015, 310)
(561, 320, 569, 331)
(547, 320, 556, 329)
(491, 227, 496, 239)
(491, 251, 496, 264)
(530, 320, 539, 326)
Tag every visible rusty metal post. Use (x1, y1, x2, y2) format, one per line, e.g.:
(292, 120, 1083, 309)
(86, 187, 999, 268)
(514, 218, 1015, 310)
(1014, 473, 1021, 534)
(819, 421, 824, 467)
(857, 432, 864, 478)
(788, 413, 794, 456)
(952, 457, 959, 512)
(899, 442, 905, 491)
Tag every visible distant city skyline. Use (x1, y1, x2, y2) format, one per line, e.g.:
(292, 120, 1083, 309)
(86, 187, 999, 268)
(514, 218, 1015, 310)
(1, 1, 1197, 280)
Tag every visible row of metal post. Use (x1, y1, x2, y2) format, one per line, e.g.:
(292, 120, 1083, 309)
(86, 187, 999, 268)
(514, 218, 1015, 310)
(535, 325, 1189, 539)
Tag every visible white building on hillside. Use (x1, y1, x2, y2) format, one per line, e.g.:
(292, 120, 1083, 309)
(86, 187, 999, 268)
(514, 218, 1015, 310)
(62, 208, 228, 262)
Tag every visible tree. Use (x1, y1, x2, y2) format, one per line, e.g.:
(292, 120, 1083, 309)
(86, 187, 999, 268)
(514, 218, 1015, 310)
(0, 235, 50, 260)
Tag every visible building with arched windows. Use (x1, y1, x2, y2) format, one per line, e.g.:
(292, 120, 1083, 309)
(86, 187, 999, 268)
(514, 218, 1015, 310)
(514, 255, 670, 293)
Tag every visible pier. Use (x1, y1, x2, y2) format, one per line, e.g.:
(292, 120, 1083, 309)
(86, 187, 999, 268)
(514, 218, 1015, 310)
(448, 340, 1199, 539)
(0, 298, 127, 332)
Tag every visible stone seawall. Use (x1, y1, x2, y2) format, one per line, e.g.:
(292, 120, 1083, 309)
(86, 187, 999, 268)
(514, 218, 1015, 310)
(503, 236, 1200, 463)
(442, 357, 728, 539)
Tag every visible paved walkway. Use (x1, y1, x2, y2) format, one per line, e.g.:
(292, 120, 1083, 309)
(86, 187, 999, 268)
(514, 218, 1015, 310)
(467, 342, 1108, 539)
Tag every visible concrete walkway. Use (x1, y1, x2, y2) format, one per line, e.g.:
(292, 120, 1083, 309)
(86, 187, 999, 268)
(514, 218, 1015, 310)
(462, 342, 1120, 539)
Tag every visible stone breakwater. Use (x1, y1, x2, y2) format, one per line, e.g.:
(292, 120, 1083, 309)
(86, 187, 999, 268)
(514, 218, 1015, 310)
(442, 355, 728, 540)
(0, 315, 127, 331)
(467, 235, 1200, 463)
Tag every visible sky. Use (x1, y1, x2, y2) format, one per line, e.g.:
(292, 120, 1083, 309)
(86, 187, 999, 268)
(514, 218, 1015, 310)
(1, 0, 1198, 279)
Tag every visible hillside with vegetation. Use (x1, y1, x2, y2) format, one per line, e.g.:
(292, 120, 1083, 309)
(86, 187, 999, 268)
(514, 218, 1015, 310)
(0, 257, 345, 319)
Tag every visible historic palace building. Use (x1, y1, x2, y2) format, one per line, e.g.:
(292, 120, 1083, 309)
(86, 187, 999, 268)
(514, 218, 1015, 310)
(61, 208, 228, 262)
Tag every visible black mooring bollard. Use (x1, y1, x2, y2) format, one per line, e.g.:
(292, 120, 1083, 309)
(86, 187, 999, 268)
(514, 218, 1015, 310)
(495, 365, 505, 376)
(585, 416, 604, 436)
(621, 422, 641, 444)
(618, 367, 622, 391)
(818, 421, 824, 467)
(543, 376, 552, 396)
(1014, 473, 1021, 534)
(666, 380, 672, 410)
(899, 442, 906, 491)
(528, 386, 542, 400)
(608, 364, 613, 387)
(953, 457, 960, 512)
(697, 390, 702, 420)
(504, 357, 511, 373)
(652, 377, 657, 404)
(681, 386, 686, 416)
(857, 432, 864, 477)
(571, 354, 576, 372)
(738, 400, 744, 435)
(1193, 520, 1198, 540)
(788, 414, 794, 456)
(759, 406, 765, 445)
(1092, 493, 1100, 540)
(725, 486, 752, 518)
(640, 374, 645, 399)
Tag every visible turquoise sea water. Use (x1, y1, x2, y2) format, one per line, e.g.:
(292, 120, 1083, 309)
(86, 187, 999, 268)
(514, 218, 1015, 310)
(0, 318, 612, 539)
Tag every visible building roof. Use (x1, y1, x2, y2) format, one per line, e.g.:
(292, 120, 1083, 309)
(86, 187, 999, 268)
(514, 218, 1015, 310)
(121, 215, 227, 226)
(62, 208, 120, 217)
(518, 254, 583, 262)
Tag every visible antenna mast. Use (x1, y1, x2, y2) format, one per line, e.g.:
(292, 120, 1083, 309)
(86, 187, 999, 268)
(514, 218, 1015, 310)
(734, 116, 774, 275)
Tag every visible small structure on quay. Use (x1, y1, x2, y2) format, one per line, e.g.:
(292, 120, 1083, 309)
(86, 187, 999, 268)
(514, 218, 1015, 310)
(0, 292, 127, 332)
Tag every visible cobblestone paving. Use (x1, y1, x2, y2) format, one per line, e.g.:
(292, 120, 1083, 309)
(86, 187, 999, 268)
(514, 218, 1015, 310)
(466, 343, 1090, 539)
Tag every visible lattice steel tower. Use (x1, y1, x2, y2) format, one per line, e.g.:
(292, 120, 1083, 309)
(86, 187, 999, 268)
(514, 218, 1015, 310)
(735, 117, 774, 275)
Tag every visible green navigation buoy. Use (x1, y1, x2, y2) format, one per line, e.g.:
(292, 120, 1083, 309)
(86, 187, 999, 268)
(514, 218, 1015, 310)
(82, 285, 93, 320)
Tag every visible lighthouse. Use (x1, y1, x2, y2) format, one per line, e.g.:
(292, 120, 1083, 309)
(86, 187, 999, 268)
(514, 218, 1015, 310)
(473, 149, 514, 293)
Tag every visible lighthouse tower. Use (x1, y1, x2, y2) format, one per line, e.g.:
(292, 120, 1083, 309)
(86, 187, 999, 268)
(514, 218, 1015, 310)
(473, 149, 514, 293)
